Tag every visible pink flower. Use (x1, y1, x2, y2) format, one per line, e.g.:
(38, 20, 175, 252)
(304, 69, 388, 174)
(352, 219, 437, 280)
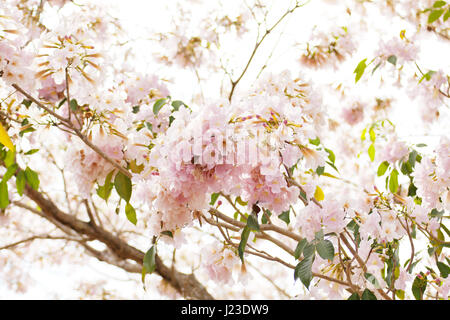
(394, 268, 411, 291)
(295, 202, 322, 241)
(359, 210, 382, 241)
(376, 37, 419, 65)
(38, 77, 66, 102)
(300, 146, 327, 171)
(203, 244, 240, 285)
(341, 103, 364, 125)
(281, 143, 301, 168)
(125, 74, 169, 105)
(436, 136, 450, 182)
(321, 200, 347, 234)
(413, 157, 441, 210)
(378, 136, 409, 163)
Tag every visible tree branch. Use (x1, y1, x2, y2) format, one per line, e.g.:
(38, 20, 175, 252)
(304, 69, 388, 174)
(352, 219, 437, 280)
(21, 183, 214, 300)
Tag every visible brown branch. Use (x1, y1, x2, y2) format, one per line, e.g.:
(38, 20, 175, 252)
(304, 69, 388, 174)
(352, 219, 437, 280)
(209, 207, 302, 241)
(21, 183, 213, 300)
(208, 209, 358, 290)
(0, 235, 81, 251)
(339, 233, 392, 300)
(81, 242, 142, 274)
(228, 1, 304, 101)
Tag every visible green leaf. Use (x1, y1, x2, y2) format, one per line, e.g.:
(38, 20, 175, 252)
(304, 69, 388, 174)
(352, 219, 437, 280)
(368, 143, 375, 162)
(132, 105, 140, 114)
(419, 70, 436, 83)
(24, 167, 39, 190)
(316, 166, 325, 176)
(309, 137, 320, 146)
(354, 59, 367, 83)
(294, 238, 308, 260)
(316, 239, 335, 261)
(69, 99, 78, 111)
(16, 170, 25, 196)
(24, 149, 39, 155)
(114, 171, 132, 202)
(346, 219, 361, 245)
(235, 196, 248, 206)
(361, 289, 377, 300)
(377, 161, 389, 176)
(3, 163, 18, 182)
(57, 98, 67, 108)
(168, 115, 175, 126)
(347, 292, 360, 300)
(209, 193, 220, 206)
(407, 182, 417, 197)
(365, 272, 381, 289)
(294, 255, 315, 289)
(412, 273, 427, 300)
(303, 242, 316, 259)
(369, 128, 376, 142)
(278, 210, 290, 225)
(361, 128, 367, 141)
(387, 55, 397, 66)
(129, 159, 144, 174)
(4, 149, 15, 168)
(143, 245, 156, 276)
(125, 202, 137, 225)
(396, 289, 405, 300)
(416, 153, 422, 163)
(389, 169, 399, 194)
(261, 209, 272, 224)
(161, 230, 173, 238)
(22, 99, 32, 108)
(314, 185, 324, 201)
(408, 150, 418, 168)
(372, 62, 382, 74)
(428, 9, 445, 23)
(171, 100, 188, 111)
(0, 180, 9, 209)
(442, 223, 450, 238)
(444, 8, 450, 21)
(97, 171, 114, 201)
(152, 98, 167, 115)
(433, 1, 447, 8)
(246, 213, 260, 232)
(315, 229, 324, 241)
(238, 226, 251, 263)
(437, 261, 450, 278)
(416, 143, 427, 147)
(325, 148, 335, 164)
(400, 161, 413, 175)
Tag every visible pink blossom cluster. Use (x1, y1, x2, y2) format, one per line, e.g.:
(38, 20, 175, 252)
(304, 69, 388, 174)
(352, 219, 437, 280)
(341, 103, 364, 125)
(358, 207, 407, 243)
(376, 37, 419, 66)
(300, 27, 356, 69)
(65, 128, 125, 198)
(203, 244, 242, 285)
(377, 135, 409, 163)
(295, 200, 347, 241)
(413, 136, 450, 211)
(406, 71, 447, 123)
(36, 33, 101, 86)
(0, 6, 36, 93)
(38, 76, 66, 102)
(131, 71, 328, 232)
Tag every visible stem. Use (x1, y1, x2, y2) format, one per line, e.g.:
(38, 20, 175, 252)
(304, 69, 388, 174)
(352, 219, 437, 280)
(228, 2, 303, 101)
